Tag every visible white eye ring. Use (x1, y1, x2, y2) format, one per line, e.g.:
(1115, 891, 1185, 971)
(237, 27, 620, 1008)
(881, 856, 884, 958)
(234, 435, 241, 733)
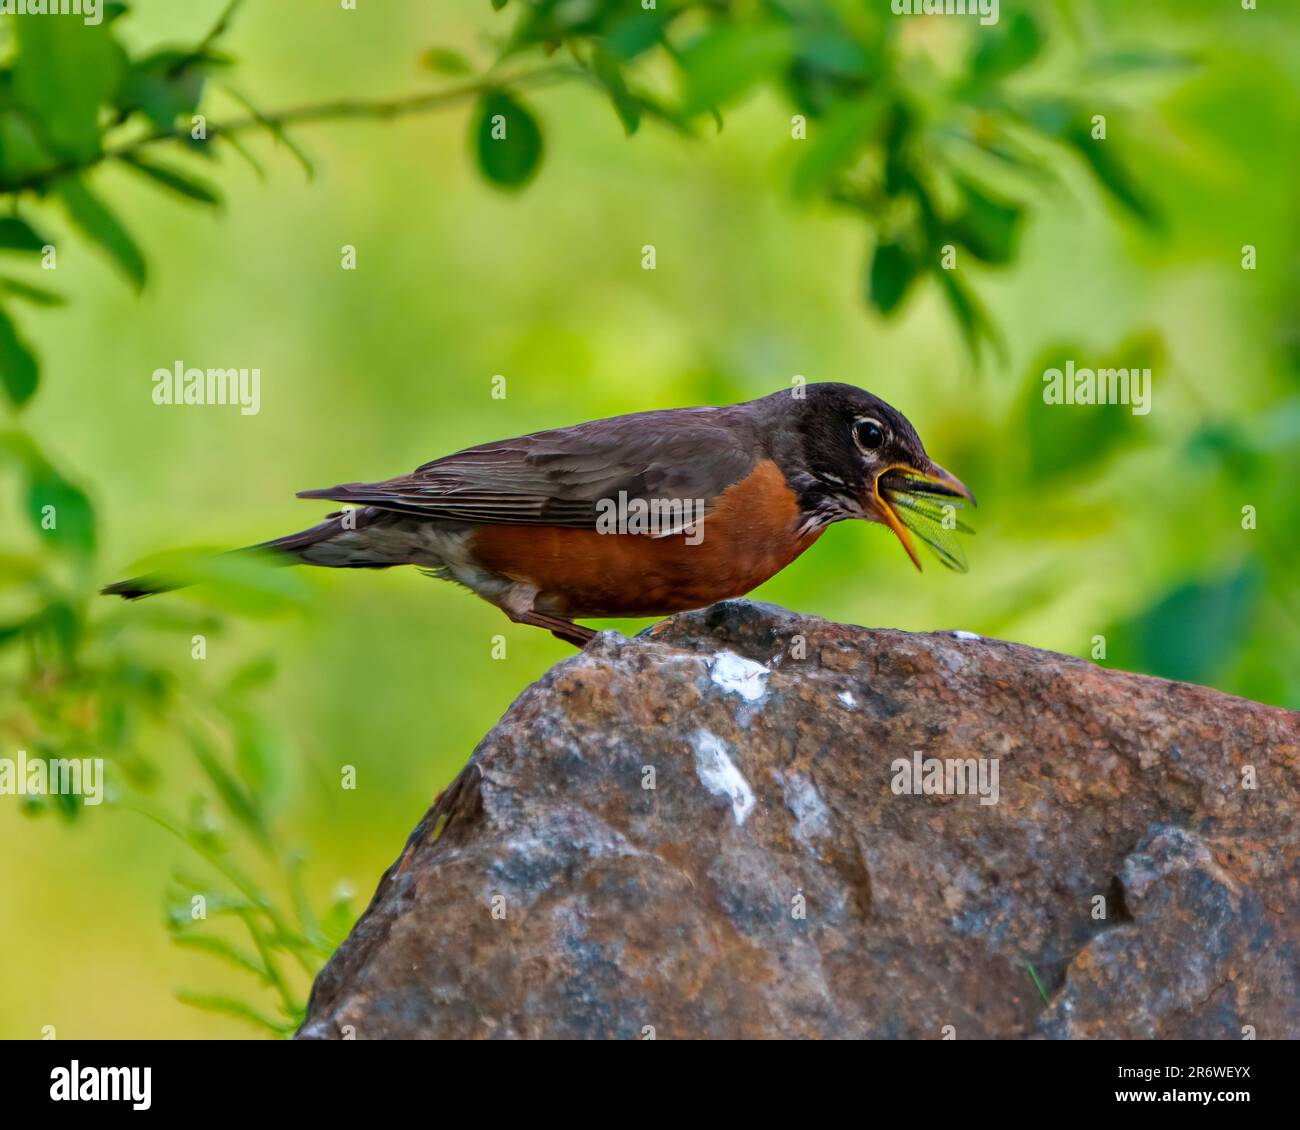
(853, 417, 886, 453)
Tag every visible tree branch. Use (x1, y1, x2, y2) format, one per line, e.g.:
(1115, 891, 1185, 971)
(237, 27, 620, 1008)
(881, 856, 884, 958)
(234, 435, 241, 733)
(6, 66, 573, 193)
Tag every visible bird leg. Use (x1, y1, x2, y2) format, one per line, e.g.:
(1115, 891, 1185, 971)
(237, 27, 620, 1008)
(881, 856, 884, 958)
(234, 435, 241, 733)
(495, 584, 597, 648)
(516, 610, 597, 648)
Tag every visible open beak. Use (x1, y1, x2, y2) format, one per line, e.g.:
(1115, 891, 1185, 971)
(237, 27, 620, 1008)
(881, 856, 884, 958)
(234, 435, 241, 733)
(911, 462, 976, 508)
(873, 461, 976, 573)
(873, 476, 924, 571)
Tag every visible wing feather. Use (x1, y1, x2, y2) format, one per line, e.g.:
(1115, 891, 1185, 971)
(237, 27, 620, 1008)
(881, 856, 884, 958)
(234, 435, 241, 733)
(297, 406, 759, 530)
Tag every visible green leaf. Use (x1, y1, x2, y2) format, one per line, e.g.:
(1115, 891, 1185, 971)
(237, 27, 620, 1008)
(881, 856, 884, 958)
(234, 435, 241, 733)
(174, 990, 292, 1034)
(0, 307, 39, 407)
(1021, 97, 1073, 137)
(970, 12, 1042, 82)
(25, 455, 97, 557)
(1064, 123, 1163, 230)
(593, 47, 641, 136)
(795, 32, 874, 84)
(938, 270, 1001, 363)
(0, 277, 65, 307)
(121, 154, 222, 206)
(474, 92, 543, 190)
(1088, 49, 1200, 76)
(13, 16, 125, 163)
(947, 179, 1023, 265)
(120, 546, 312, 616)
(220, 85, 315, 180)
(7, 602, 81, 665)
(1022, 335, 1163, 478)
(54, 175, 147, 289)
(1107, 568, 1257, 686)
(680, 24, 794, 116)
(629, 93, 694, 138)
(785, 31, 875, 117)
(1026, 961, 1051, 1006)
(420, 47, 473, 76)
(48, 602, 82, 662)
(120, 50, 211, 132)
(170, 932, 270, 982)
(220, 132, 266, 181)
(790, 95, 885, 198)
(0, 619, 30, 648)
(1024, 101, 1161, 231)
(227, 656, 277, 695)
(0, 111, 58, 187)
(867, 241, 917, 315)
(606, 11, 668, 61)
(186, 726, 270, 849)
(227, 705, 285, 799)
(0, 217, 50, 254)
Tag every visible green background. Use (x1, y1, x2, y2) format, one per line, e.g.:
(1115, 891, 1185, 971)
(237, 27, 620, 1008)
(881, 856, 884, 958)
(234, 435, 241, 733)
(2, 0, 1297, 1037)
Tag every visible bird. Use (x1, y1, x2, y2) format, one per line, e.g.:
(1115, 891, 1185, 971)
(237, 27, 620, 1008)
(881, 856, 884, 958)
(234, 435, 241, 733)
(103, 382, 975, 646)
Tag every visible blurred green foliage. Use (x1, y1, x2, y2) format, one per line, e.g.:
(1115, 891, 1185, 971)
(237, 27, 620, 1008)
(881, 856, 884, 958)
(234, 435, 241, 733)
(0, 0, 348, 1036)
(0, 0, 1296, 1037)
(457, 0, 1177, 358)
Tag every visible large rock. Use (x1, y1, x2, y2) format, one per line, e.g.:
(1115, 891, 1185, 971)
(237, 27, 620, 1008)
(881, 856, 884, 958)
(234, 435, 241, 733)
(298, 601, 1300, 1039)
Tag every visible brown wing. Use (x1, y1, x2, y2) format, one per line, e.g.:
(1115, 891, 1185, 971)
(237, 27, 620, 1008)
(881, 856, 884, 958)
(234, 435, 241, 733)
(297, 405, 759, 529)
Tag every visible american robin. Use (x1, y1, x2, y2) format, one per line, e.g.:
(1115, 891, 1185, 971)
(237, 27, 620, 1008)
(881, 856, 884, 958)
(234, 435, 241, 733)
(104, 383, 974, 646)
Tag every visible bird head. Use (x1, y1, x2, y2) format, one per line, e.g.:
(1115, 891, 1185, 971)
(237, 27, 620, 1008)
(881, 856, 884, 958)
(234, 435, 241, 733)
(780, 382, 976, 571)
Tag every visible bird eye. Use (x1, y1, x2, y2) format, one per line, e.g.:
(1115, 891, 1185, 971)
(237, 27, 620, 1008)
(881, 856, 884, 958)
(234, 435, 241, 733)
(854, 418, 885, 452)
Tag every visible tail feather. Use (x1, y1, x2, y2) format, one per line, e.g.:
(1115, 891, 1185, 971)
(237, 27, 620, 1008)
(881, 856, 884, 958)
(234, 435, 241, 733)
(101, 575, 180, 600)
(101, 513, 358, 600)
(296, 485, 375, 503)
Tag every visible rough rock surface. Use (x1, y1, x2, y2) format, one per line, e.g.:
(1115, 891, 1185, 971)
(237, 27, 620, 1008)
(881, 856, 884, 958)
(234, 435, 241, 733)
(298, 601, 1300, 1040)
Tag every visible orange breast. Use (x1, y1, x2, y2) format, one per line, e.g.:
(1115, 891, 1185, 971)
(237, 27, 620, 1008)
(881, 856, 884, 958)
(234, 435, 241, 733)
(469, 460, 821, 617)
